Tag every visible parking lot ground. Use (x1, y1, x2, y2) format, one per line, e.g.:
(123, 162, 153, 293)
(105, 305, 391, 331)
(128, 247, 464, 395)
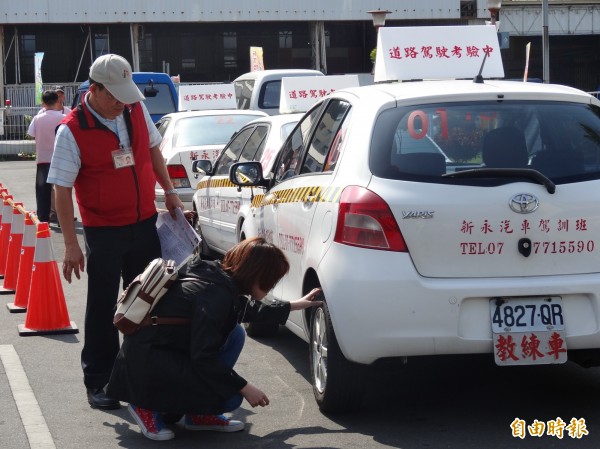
(2, 160, 600, 449)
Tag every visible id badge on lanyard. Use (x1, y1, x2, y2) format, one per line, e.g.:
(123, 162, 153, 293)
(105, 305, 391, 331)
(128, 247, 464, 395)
(112, 146, 135, 169)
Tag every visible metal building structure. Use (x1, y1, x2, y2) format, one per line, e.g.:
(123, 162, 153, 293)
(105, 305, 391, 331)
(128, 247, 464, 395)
(1, 0, 600, 105)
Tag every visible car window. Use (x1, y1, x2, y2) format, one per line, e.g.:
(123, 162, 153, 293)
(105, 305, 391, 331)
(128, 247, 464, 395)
(215, 127, 255, 176)
(239, 126, 268, 163)
(370, 101, 600, 182)
(156, 118, 171, 137)
(259, 80, 282, 110)
(273, 105, 322, 183)
(301, 100, 351, 174)
(135, 82, 176, 116)
(234, 79, 255, 110)
(173, 115, 259, 147)
(324, 108, 353, 172)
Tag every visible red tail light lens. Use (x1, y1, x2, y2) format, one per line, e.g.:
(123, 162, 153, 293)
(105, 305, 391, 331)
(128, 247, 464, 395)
(167, 164, 191, 188)
(334, 186, 407, 252)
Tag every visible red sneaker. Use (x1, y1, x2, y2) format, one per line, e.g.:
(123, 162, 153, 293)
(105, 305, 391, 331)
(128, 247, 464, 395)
(183, 414, 244, 432)
(128, 404, 175, 440)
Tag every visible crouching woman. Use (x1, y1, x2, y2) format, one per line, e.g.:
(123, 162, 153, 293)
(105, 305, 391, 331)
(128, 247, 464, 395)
(107, 237, 322, 441)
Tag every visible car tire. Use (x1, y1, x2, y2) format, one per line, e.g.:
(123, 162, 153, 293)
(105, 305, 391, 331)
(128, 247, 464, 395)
(309, 300, 368, 413)
(244, 321, 280, 338)
(194, 219, 214, 260)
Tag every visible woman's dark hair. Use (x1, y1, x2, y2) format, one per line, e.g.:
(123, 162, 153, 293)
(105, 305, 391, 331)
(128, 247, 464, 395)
(221, 237, 289, 294)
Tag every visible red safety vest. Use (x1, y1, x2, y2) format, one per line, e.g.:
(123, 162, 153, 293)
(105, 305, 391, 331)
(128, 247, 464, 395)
(62, 101, 157, 226)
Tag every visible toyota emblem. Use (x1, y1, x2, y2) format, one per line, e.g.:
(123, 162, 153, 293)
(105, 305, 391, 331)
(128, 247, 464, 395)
(509, 193, 539, 214)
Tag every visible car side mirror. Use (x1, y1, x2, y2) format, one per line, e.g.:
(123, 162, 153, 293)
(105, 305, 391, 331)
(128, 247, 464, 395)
(230, 161, 268, 188)
(192, 159, 213, 175)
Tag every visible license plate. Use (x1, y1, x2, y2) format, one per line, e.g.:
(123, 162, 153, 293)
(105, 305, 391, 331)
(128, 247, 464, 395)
(489, 297, 568, 366)
(490, 297, 564, 333)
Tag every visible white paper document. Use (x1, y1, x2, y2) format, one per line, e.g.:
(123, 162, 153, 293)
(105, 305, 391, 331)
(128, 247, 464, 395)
(156, 209, 201, 269)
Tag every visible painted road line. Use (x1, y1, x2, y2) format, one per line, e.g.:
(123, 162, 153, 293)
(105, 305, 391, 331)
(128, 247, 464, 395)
(0, 345, 56, 449)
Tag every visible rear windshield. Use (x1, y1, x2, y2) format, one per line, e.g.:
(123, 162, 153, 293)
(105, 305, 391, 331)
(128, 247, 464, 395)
(173, 115, 261, 147)
(370, 101, 600, 183)
(136, 82, 176, 116)
(75, 82, 175, 114)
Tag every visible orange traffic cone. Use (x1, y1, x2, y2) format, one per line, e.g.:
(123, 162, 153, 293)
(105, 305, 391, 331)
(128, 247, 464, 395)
(8, 213, 36, 312)
(0, 202, 24, 295)
(0, 194, 14, 278)
(0, 188, 4, 280)
(18, 222, 78, 336)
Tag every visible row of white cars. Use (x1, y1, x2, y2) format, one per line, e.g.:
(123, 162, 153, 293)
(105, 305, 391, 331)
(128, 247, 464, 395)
(154, 69, 325, 207)
(161, 26, 600, 413)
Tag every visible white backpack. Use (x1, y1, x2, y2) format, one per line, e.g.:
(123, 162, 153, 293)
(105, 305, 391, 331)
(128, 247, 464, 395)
(114, 258, 183, 335)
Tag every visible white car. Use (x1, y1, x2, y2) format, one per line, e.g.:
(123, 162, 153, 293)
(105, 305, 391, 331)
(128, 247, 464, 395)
(229, 79, 600, 412)
(233, 69, 324, 115)
(154, 109, 267, 208)
(191, 113, 304, 256)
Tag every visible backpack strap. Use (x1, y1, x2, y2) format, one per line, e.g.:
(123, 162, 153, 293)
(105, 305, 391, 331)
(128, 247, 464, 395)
(138, 315, 192, 328)
(136, 277, 203, 329)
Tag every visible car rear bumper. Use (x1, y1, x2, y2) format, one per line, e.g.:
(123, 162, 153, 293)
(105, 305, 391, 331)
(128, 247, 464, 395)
(155, 187, 194, 210)
(318, 244, 600, 365)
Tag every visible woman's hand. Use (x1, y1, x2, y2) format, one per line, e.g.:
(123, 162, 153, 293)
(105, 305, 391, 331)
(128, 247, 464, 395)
(241, 383, 270, 408)
(184, 210, 197, 226)
(289, 288, 323, 311)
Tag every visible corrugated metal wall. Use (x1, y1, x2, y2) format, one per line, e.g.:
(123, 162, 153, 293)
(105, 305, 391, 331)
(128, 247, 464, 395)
(0, 0, 461, 23)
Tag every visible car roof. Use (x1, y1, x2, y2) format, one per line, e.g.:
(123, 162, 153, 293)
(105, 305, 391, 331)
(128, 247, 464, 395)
(333, 79, 600, 107)
(161, 109, 267, 120)
(245, 112, 304, 127)
(233, 69, 324, 83)
(77, 72, 172, 90)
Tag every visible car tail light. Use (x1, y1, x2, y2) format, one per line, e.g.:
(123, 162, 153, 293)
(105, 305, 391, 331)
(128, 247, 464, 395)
(334, 186, 407, 252)
(167, 164, 191, 188)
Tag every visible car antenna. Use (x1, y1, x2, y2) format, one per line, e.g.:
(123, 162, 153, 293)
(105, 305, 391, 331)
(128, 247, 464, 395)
(473, 52, 489, 84)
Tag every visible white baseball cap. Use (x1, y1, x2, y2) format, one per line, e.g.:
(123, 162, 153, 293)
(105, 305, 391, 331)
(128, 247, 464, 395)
(89, 54, 144, 104)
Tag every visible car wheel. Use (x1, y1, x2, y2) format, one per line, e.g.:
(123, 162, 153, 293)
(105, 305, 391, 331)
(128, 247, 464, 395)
(194, 219, 214, 259)
(244, 321, 280, 338)
(310, 301, 368, 413)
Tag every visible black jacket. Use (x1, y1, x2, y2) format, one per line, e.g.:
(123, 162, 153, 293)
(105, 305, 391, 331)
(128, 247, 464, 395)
(106, 257, 291, 414)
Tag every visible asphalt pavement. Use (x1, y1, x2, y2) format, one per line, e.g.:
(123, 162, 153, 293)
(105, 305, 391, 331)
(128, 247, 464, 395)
(2, 160, 600, 449)
(0, 160, 334, 449)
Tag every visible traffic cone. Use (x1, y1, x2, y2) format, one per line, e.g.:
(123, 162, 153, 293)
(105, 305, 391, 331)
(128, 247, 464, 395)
(18, 222, 78, 336)
(7, 213, 36, 312)
(0, 194, 14, 279)
(0, 202, 24, 294)
(0, 189, 5, 280)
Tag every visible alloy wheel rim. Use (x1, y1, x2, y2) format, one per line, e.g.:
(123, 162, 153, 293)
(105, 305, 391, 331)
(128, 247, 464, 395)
(311, 308, 328, 394)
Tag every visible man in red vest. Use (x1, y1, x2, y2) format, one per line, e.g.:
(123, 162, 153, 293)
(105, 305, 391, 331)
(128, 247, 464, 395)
(48, 54, 184, 410)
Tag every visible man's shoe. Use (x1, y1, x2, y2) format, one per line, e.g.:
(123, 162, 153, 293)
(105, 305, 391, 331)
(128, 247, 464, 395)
(183, 414, 244, 432)
(86, 387, 120, 410)
(128, 404, 175, 441)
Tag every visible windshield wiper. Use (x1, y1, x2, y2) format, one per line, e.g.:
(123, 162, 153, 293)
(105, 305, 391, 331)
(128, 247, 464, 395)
(443, 168, 556, 194)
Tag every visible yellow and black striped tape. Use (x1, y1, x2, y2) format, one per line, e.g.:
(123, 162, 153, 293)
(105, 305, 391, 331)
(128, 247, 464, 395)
(196, 177, 238, 190)
(196, 177, 343, 208)
(251, 185, 343, 207)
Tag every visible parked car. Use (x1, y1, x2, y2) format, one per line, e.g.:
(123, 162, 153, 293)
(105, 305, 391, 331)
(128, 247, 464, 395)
(72, 72, 178, 123)
(191, 113, 304, 256)
(154, 110, 267, 208)
(233, 69, 324, 115)
(229, 79, 600, 412)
